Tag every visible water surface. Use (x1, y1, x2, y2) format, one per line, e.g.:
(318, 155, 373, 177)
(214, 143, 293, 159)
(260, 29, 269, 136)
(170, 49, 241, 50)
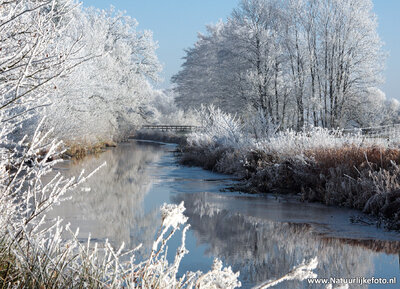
(48, 140, 400, 288)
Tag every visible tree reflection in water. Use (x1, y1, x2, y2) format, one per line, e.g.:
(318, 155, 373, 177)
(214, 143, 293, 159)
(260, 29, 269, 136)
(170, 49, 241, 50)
(172, 192, 400, 289)
(47, 142, 164, 257)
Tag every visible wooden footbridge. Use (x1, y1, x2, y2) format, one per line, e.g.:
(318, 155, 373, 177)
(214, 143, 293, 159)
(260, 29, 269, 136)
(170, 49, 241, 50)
(136, 123, 400, 139)
(139, 125, 202, 132)
(343, 123, 400, 139)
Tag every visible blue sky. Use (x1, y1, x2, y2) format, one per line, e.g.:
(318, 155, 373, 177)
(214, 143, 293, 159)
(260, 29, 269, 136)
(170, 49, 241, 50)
(83, 0, 400, 100)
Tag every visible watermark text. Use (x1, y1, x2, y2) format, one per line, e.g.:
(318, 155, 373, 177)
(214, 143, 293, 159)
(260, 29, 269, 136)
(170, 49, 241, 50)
(307, 277, 397, 286)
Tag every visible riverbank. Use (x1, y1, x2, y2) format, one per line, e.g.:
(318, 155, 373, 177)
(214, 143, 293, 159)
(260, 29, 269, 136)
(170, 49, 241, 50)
(180, 142, 400, 230)
(60, 127, 187, 161)
(62, 140, 117, 159)
(178, 112, 400, 231)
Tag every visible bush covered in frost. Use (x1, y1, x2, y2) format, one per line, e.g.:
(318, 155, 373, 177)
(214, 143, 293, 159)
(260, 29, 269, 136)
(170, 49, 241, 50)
(182, 106, 400, 230)
(189, 105, 245, 149)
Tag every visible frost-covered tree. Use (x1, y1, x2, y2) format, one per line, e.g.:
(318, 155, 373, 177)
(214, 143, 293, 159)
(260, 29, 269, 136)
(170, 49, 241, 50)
(173, 0, 389, 129)
(172, 22, 241, 114)
(301, 0, 385, 128)
(348, 88, 400, 127)
(0, 0, 87, 138)
(1, 0, 162, 144)
(44, 6, 162, 142)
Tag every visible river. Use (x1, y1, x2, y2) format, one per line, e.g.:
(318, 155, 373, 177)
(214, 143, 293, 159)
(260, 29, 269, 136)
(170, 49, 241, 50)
(47, 140, 400, 288)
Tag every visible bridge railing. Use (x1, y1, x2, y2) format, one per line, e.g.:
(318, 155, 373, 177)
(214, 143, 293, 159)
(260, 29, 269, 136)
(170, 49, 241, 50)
(136, 123, 400, 140)
(138, 125, 202, 132)
(342, 123, 400, 140)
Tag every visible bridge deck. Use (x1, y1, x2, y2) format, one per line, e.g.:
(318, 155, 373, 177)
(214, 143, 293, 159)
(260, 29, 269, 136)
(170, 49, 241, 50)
(136, 123, 400, 139)
(139, 125, 201, 132)
(343, 123, 400, 139)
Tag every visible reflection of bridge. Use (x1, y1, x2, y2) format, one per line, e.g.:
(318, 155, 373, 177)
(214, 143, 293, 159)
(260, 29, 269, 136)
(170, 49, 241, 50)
(343, 124, 400, 139)
(139, 125, 201, 132)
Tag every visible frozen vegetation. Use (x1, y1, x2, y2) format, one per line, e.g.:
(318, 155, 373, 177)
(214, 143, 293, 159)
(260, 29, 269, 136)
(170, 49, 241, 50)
(181, 106, 400, 230)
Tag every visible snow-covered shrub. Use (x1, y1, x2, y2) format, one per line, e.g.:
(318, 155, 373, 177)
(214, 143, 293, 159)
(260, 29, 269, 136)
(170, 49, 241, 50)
(256, 127, 372, 159)
(181, 105, 246, 173)
(358, 163, 400, 229)
(187, 105, 245, 149)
